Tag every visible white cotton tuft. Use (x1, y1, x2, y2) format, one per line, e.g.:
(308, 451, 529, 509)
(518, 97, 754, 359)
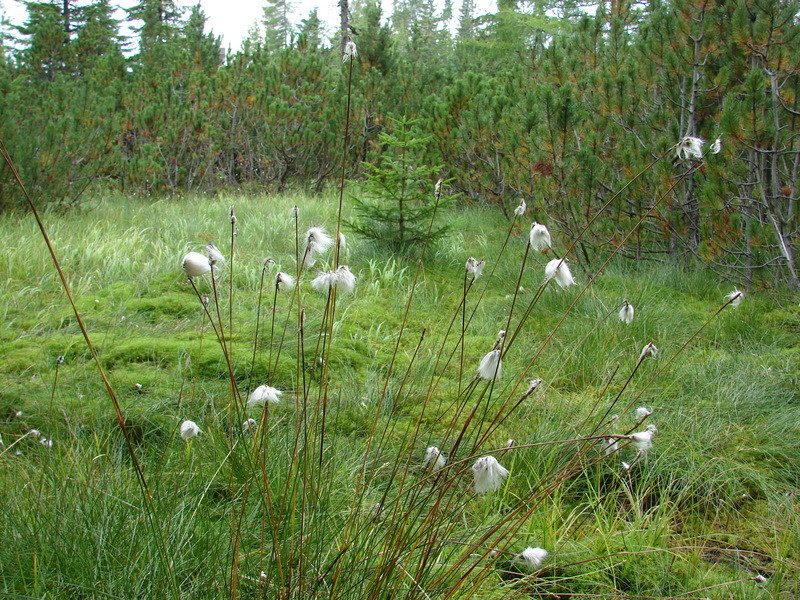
(676, 136, 705, 161)
(248, 385, 282, 407)
(182, 252, 211, 278)
(631, 424, 658, 452)
(477, 349, 502, 381)
(544, 259, 576, 288)
(639, 342, 659, 361)
(619, 301, 635, 324)
(465, 257, 486, 279)
(514, 199, 527, 216)
(206, 243, 225, 266)
(180, 420, 201, 440)
(276, 272, 295, 291)
(635, 406, 652, 420)
(423, 446, 446, 471)
(338, 231, 347, 249)
(242, 418, 258, 433)
(518, 547, 549, 572)
(725, 289, 743, 308)
(342, 39, 358, 62)
(311, 271, 336, 292)
(305, 227, 333, 264)
(335, 265, 356, 294)
(710, 137, 722, 154)
(472, 455, 509, 493)
(529, 222, 552, 252)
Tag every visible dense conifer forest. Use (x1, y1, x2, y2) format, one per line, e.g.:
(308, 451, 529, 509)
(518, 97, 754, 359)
(0, 0, 798, 287)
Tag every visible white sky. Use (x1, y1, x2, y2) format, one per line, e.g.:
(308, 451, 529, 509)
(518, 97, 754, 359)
(0, 0, 497, 53)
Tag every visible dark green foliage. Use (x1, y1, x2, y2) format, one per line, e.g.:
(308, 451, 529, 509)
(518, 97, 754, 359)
(347, 117, 448, 252)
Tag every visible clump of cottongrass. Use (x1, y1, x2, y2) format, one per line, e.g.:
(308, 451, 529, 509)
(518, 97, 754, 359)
(619, 300, 635, 324)
(180, 420, 201, 441)
(544, 259, 576, 288)
(422, 446, 446, 471)
(639, 342, 659, 361)
(676, 136, 705, 161)
(181, 252, 211, 278)
(276, 272, 295, 291)
(529, 222, 552, 253)
(465, 257, 486, 279)
(472, 455, 509, 493)
(248, 385, 282, 407)
(725, 289, 743, 308)
(517, 547, 548, 572)
(514, 199, 526, 216)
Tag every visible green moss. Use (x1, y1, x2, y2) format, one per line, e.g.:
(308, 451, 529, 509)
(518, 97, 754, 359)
(127, 292, 199, 322)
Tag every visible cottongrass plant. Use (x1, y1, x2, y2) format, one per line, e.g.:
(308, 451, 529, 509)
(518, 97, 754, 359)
(3, 123, 793, 600)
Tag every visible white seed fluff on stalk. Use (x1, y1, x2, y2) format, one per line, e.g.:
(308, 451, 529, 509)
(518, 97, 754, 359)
(304, 227, 334, 266)
(725, 289, 743, 308)
(635, 406, 653, 420)
(518, 547, 549, 572)
(242, 418, 258, 433)
(529, 222, 552, 252)
(619, 301, 635, 324)
(472, 455, 509, 493)
(342, 39, 358, 61)
(206, 243, 225, 266)
(631, 424, 658, 452)
(639, 342, 659, 361)
(248, 385, 282, 407)
(514, 199, 527, 216)
(676, 136, 705, 161)
(710, 136, 722, 154)
(180, 420, 201, 440)
(423, 446, 446, 471)
(544, 259, 576, 288)
(465, 257, 485, 279)
(181, 252, 211, 278)
(338, 232, 347, 250)
(276, 272, 295, 291)
(311, 271, 336, 292)
(334, 265, 356, 294)
(477, 349, 502, 381)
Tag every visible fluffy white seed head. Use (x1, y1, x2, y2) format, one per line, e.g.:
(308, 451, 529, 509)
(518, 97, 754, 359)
(342, 39, 358, 62)
(676, 136, 705, 161)
(477, 349, 502, 381)
(242, 418, 258, 433)
(619, 301, 635, 324)
(180, 420, 201, 440)
(305, 227, 333, 256)
(276, 272, 296, 291)
(182, 252, 211, 278)
(338, 232, 347, 249)
(725, 289, 743, 308)
(472, 455, 509, 493)
(710, 136, 722, 154)
(514, 199, 527, 216)
(639, 342, 659, 361)
(465, 257, 485, 279)
(603, 437, 619, 456)
(631, 424, 658, 452)
(206, 243, 225, 266)
(335, 265, 357, 294)
(248, 385, 282, 407)
(423, 446, 446, 471)
(635, 406, 653, 420)
(544, 259, 576, 288)
(518, 547, 549, 572)
(529, 222, 552, 252)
